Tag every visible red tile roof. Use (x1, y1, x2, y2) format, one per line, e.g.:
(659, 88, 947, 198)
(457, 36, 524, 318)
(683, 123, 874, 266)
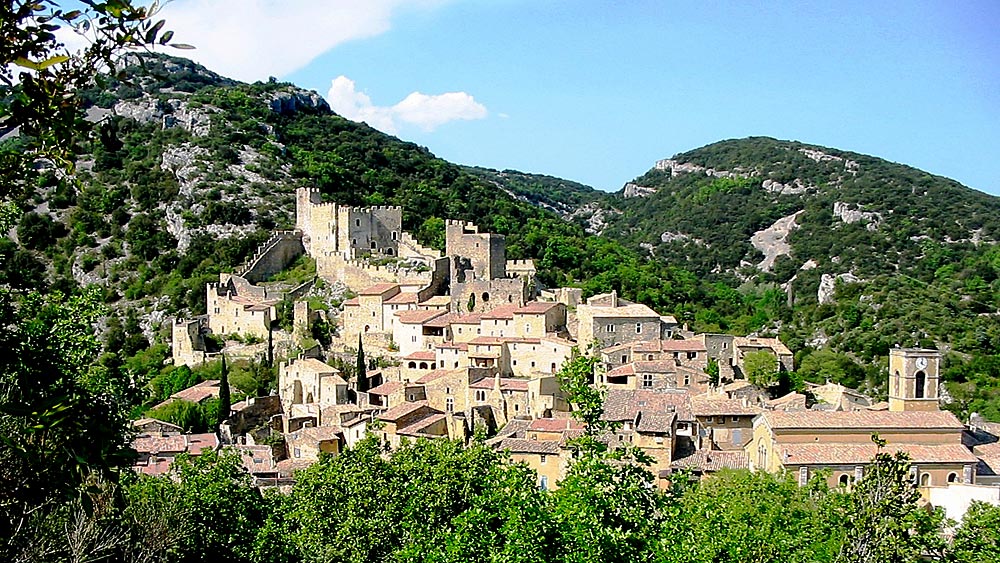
(528, 418, 586, 433)
(403, 350, 437, 361)
(385, 292, 419, 304)
(378, 400, 434, 422)
(414, 369, 463, 384)
(343, 297, 360, 306)
(762, 410, 965, 431)
(396, 413, 448, 437)
(436, 342, 469, 351)
(602, 389, 694, 423)
(691, 397, 763, 417)
(780, 443, 978, 466)
(481, 304, 520, 320)
(368, 381, 403, 396)
(395, 309, 447, 324)
(171, 380, 220, 403)
(670, 450, 749, 472)
(359, 283, 400, 296)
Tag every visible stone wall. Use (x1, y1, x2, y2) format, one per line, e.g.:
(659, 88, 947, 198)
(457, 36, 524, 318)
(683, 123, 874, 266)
(237, 231, 304, 283)
(451, 277, 528, 314)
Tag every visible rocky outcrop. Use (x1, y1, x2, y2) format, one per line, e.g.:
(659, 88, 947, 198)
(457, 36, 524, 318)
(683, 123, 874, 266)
(798, 148, 859, 174)
(622, 182, 656, 198)
(115, 96, 215, 137)
(833, 202, 882, 231)
(818, 272, 862, 304)
(750, 210, 804, 272)
(762, 178, 812, 195)
(654, 159, 753, 179)
(267, 89, 330, 115)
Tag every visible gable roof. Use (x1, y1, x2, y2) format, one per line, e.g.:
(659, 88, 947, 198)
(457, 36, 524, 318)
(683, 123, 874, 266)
(359, 283, 399, 296)
(761, 410, 965, 431)
(395, 309, 447, 324)
(513, 301, 561, 315)
(780, 443, 978, 466)
(602, 389, 693, 423)
(378, 401, 436, 422)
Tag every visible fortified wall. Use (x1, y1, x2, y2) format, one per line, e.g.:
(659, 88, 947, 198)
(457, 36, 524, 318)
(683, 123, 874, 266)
(237, 231, 304, 283)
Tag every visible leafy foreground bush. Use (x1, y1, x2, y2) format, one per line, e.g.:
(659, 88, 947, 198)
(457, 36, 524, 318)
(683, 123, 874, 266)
(5, 436, 995, 563)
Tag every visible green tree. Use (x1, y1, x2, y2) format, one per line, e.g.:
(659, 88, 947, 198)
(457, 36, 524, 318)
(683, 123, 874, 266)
(949, 501, 1000, 563)
(836, 438, 946, 563)
(706, 357, 721, 387)
(217, 354, 231, 426)
(743, 350, 780, 387)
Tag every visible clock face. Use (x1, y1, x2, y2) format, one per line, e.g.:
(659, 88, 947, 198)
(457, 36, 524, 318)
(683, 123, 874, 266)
(915, 357, 928, 370)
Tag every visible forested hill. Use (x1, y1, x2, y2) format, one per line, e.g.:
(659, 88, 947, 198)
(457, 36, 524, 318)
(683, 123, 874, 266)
(599, 137, 1000, 287)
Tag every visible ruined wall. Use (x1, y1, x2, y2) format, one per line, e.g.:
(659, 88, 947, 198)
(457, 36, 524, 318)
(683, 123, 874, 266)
(172, 318, 208, 367)
(238, 231, 304, 283)
(446, 221, 506, 282)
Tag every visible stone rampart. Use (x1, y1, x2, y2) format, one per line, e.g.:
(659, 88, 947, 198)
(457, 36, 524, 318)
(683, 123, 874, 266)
(237, 231, 304, 283)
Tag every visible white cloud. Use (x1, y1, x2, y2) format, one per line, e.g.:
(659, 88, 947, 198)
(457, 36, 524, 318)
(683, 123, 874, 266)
(327, 75, 487, 134)
(145, 0, 448, 82)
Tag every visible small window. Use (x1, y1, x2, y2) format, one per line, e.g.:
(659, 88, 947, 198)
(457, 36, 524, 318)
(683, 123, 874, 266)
(446, 397, 454, 412)
(606, 324, 616, 333)
(355, 219, 360, 227)
(636, 322, 642, 334)
(647, 354, 654, 361)
(731, 416, 739, 422)
(706, 417, 713, 423)
(683, 374, 690, 386)
(391, 231, 398, 240)
(531, 361, 536, 368)
(540, 454, 547, 464)
(642, 373, 653, 388)
(621, 355, 628, 364)
(294, 448, 301, 458)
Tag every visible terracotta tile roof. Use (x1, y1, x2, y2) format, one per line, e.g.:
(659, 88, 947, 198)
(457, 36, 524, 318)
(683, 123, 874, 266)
(276, 458, 314, 477)
(670, 450, 749, 472)
(415, 369, 463, 384)
(469, 377, 530, 391)
(291, 425, 343, 443)
(767, 392, 808, 411)
(136, 458, 173, 476)
(378, 400, 433, 422)
(487, 418, 532, 444)
(424, 312, 459, 328)
(385, 292, 419, 304)
(513, 302, 560, 315)
(602, 389, 693, 423)
(133, 434, 187, 455)
(368, 381, 403, 395)
(403, 350, 437, 361)
(359, 283, 399, 296)
(585, 303, 660, 319)
(636, 413, 676, 433)
(761, 410, 965, 431)
(450, 313, 483, 324)
(528, 418, 586, 433)
(395, 309, 447, 324)
(496, 437, 563, 455)
(396, 413, 448, 437)
(780, 443, 978, 466)
(481, 304, 520, 320)
(436, 341, 469, 351)
(469, 336, 504, 345)
(171, 380, 220, 403)
(691, 397, 763, 417)
(343, 297, 360, 306)
(233, 445, 277, 475)
(605, 364, 636, 377)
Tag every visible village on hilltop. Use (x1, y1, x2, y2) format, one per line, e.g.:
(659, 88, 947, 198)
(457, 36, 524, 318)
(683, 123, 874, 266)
(134, 188, 1000, 518)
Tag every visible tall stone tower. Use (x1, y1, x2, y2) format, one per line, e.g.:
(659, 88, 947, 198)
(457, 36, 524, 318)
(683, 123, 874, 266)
(888, 348, 941, 412)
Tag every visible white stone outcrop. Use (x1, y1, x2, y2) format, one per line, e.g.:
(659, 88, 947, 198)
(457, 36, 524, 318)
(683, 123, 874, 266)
(818, 272, 862, 304)
(833, 202, 882, 231)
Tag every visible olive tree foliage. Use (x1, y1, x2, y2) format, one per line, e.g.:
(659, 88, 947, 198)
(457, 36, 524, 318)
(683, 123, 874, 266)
(835, 439, 946, 563)
(743, 349, 779, 387)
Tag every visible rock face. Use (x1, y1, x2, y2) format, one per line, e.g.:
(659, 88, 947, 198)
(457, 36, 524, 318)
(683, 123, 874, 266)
(654, 158, 753, 179)
(622, 182, 656, 198)
(762, 178, 811, 195)
(750, 210, 804, 272)
(115, 96, 215, 137)
(818, 272, 862, 304)
(833, 202, 882, 231)
(267, 89, 330, 115)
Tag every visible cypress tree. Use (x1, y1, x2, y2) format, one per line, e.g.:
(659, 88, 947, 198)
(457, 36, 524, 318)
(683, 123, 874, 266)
(217, 354, 231, 427)
(356, 334, 368, 393)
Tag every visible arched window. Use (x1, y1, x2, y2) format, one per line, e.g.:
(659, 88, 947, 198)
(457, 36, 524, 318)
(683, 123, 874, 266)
(948, 472, 958, 483)
(391, 231, 398, 240)
(385, 248, 394, 256)
(408, 362, 416, 368)
(419, 362, 428, 370)
(371, 241, 378, 249)
(482, 292, 490, 302)
(920, 472, 932, 486)
(839, 474, 850, 487)
(293, 380, 303, 404)
(364, 325, 370, 332)
(915, 370, 926, 398)
(306, 393, 314, 403)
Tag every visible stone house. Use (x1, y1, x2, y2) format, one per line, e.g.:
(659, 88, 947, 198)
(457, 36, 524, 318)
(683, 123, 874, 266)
(393, 309, 448, 356)
(732, 336, 794, 377)
(446, 220, 532, 314)
(690, 395, 762, 451)
(206, 274, 278, 340)
(286, 425, 342, 462)
(576, 291, 666, 350)
(377, 401, 450, 448)
(278, 357, 349, 431)
(600, 389, 694, 473)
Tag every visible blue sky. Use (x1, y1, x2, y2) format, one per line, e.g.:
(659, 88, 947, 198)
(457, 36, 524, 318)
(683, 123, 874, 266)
(156, 1, 999, 194)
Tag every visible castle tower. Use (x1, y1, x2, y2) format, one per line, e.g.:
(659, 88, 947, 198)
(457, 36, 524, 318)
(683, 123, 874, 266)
(888, 348, 941, 412)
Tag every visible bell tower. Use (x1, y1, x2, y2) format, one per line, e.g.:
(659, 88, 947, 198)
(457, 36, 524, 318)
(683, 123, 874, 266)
(888, 348, 941, 412)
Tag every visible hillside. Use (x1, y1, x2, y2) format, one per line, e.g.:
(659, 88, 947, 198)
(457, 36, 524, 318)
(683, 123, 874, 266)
(5, 56, 998, 419)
